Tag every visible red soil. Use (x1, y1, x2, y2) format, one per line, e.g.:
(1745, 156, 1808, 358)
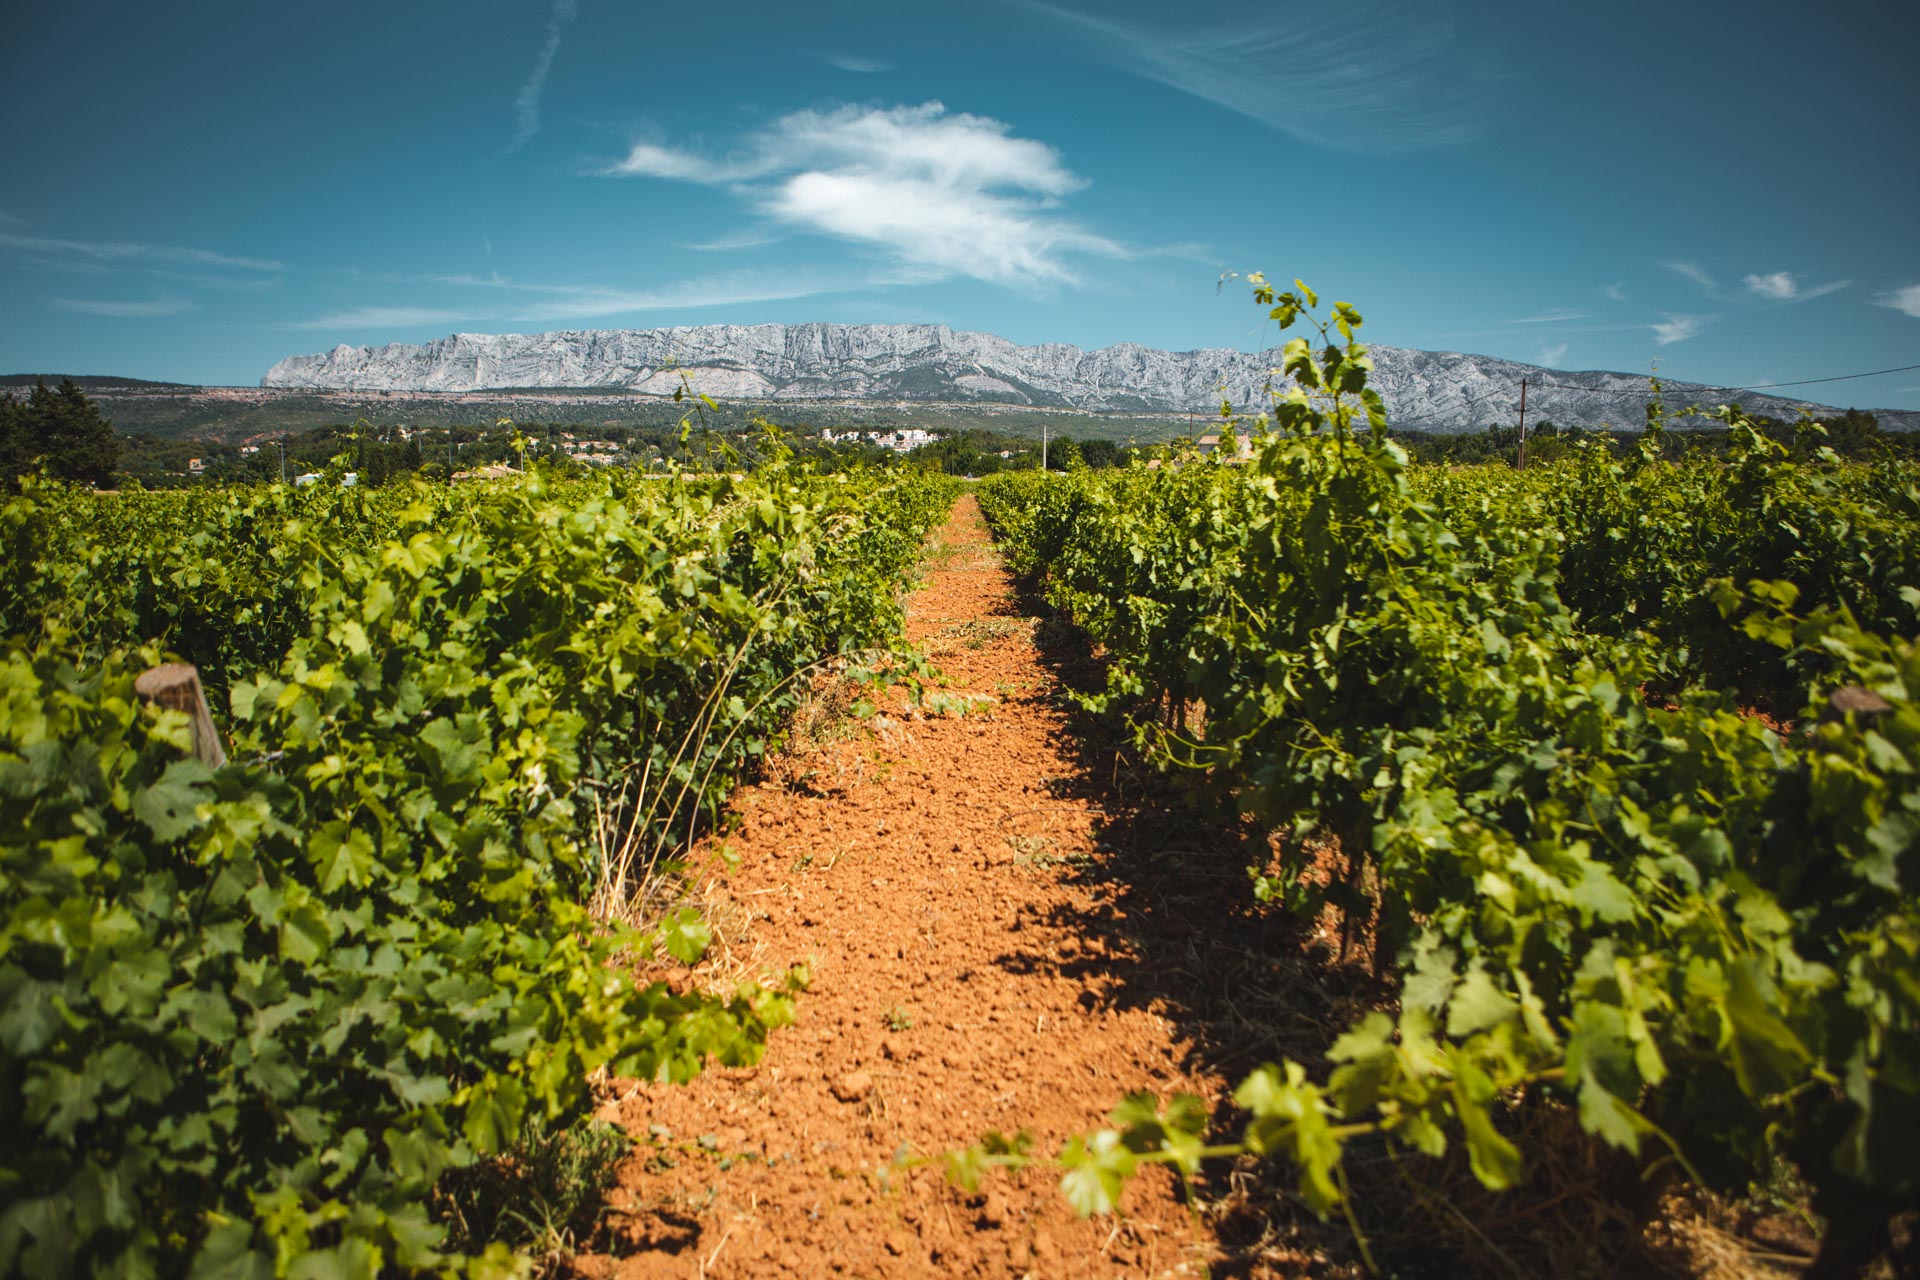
(581, 496, 1240, 1278)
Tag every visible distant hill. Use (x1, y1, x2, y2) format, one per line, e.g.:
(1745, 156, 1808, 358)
(0, 373, 194, 390)
(262, 323, 1920, 434)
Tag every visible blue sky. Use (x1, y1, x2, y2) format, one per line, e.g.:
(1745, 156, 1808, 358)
(3, 0, 1917, 409)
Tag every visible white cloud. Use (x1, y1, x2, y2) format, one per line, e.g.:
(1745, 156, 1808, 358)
(827, 53, 891, 73)
(601, 102, 1126, 290)
(1743, 270, 1797, 301)
(1651, 313, 1705, 345)
(0, 231, 280, 272)
(1021, 1, 1498, 152)
(1602, 282, 1627, 301)
(780, 103, 1085, 197)
(769, 171, 1119, 287)
(1873, 284, 1920, 318)
(1741, 270, 1850, 303)
(1662, 260, 1717, 290)
(1538, 342, 1569, 366)
(52, 296, 198, 318)
(507, 0, 578, 153)
(601, 141, 754, 183)
(606, 102, 1084, 198)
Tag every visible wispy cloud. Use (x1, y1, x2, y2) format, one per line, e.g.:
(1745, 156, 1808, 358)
(1602, 282, 1627, 302)
(1538, 342, 1569, 366)
(1651, 313, 1705, 345)
(1509, 307, 1590, 325)
(601, 102, 1127, 290)
(507, 0, 578, 153)
(1141, 240, 1217, 264)
(1020, 0, 1500, 152)
(285, 268, 864, 331)
(684, 229, 783, 252)
(603, 141, 758, 184)
(153, 269, 284, 293)
(826, 53, 891, 73)
(14, 255, 113, 277)
(285, 304, 471, 331)
(527, 272, 855, 323)
(1663, 260, 1717, 291)
(1795, 279, 1850, 301)
(52, 296, 198, 318)
(0, 231, 281, 272)
(1741, 270, 1850, 303)
(1667, 259, 1849, 306)
(1424, 321, 1653, 343)
(1874, 283, 1920, 318)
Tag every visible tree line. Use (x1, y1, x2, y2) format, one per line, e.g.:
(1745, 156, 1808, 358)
(1395, 409, 1915, 466)
(11, 377, 1910, 493)
(0, 378, 120, 491)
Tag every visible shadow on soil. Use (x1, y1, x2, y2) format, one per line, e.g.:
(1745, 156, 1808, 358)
(995, 619, 1378, 1082)
(982, 587, 1755, 1280)
(977, 591, 1376, 1277)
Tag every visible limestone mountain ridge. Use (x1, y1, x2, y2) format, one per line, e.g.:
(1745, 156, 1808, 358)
(261, 323, 1918, 432)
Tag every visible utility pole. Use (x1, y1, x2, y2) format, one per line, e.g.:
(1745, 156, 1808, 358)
(1516, 376, 1529, 470)
(1041, 420, 1049, 473)
(276, 441, 286, 484)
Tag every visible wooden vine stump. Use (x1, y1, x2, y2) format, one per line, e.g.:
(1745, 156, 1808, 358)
(1823, 685, 1893, 725)
(134, 662, 228, 768)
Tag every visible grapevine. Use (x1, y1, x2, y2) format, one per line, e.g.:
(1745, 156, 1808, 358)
(973, 278, 1919, 1274)
(1, 455, 957, 1275)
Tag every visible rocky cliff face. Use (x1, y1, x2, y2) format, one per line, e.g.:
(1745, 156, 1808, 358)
(263, 323, 1916, 432)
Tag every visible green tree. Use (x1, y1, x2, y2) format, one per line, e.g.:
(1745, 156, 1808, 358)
(1816, 408, 1883, 456)
(1, 379, 121, 491)
(0, 394, 20, 487)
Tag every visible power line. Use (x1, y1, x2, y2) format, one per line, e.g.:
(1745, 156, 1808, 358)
(1721, 361, 1920, 391)
(1530, 360, 1920, 399)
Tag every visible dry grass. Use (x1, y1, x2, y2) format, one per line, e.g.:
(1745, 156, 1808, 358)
(919, 616, 1036, 656)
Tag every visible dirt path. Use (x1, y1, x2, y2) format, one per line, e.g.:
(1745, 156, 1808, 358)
(587, 495, 1241, 1278)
